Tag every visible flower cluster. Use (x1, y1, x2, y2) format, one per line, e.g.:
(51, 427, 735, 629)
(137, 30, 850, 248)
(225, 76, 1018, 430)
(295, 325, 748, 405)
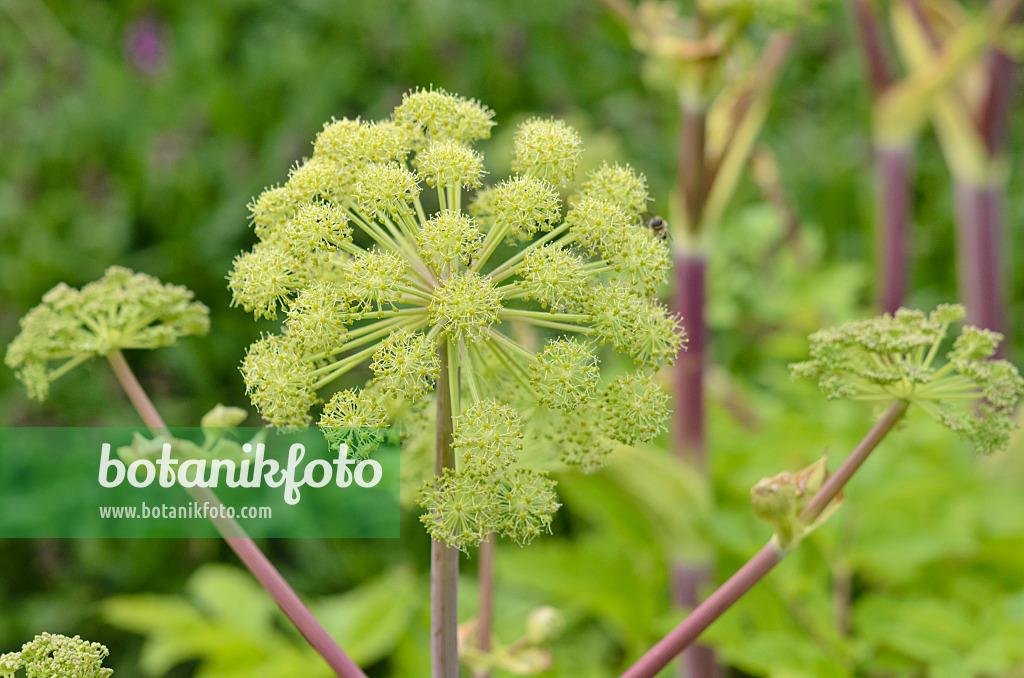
(791, 305, 1023, 454)
(5, 266, 210, 400)
(229, 88, 684, 548)
(1, 633, 113, 678)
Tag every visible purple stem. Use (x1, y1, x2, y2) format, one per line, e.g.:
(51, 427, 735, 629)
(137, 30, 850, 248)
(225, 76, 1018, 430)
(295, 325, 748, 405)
(849, 0, 893, 96)
(875, 145, 912, 314)
(673, 251, 707, 467)
(626, 544, 785, 678)
(671, 250, 717, 677)
(622, 402, 909, 678)
(432, 343, 459, 678)
(954, 182, 1006, 350)
(106, 350, 367, 678)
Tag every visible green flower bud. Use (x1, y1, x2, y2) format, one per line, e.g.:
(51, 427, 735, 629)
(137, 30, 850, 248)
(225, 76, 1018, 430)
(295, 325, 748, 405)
(228, 241, 310, 319)
(454, 400, 523, 474)
(418, 210, 482, 271)
(339, 249, 408, 312)
(320, 388, 390, 458)
(575, 162, 649, 218)
(751, 456, 843, 550)
(529, 339, 599, 410)
(415, 140, 485, 189)
(429, 272, 502, 344)
(353, 163, 420, 216)
(600, 372, 670, 445)
(249, 185, 296, 240)
(312, 117, 364, 161)
(565, 196, 629, 254)
(600, 226, 671, 296)
(0, 651, 21, 676)
(586, 284, 684, 367)
(555, 407, 615, 472)
(283, 203, 351, 260)
(284, 281, 349, 354)
(494, 468, 559, 545)
(418, 468, 497, 551)
(200, 404, 248, 430)
(393, 87, 495, 148)
(524, 606, 565, 644)
(512, 118, 582, 187)
(284, 156, 350, 204)
(515, 245, 588, 311)
(371, 329, 440, 401)
(241, 334, 319, 426)
(490, 176, 561, 239)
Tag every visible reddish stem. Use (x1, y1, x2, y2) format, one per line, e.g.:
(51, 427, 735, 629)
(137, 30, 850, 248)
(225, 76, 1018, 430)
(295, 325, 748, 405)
(875, 145, 913, 314)
(624, 544, 785, 678)
(954, 182, 1006, 351)
(849, 0, 893, 96)
(671, 250, 717, 677)
(623, 401, 909, 678)
(105, 350, 367, 678)
(432, 343, 459, 678)
(473, 535, 495, 678)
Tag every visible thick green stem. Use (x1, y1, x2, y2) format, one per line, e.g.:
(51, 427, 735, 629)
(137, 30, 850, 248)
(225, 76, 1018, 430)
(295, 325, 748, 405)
(105, 350, 367, 678)
(431, 341, 459, 678)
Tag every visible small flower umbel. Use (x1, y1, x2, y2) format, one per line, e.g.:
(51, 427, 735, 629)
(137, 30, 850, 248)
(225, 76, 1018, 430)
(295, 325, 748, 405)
(8, 633, 113, 678)
(229, 87, 685, 551)
(5, 266, 209, 400)
(791, 304, 1023, 454)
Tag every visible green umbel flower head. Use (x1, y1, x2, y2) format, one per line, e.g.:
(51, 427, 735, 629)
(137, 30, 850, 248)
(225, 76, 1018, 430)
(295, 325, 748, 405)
(12, 633, 113, 678)
(791, 305, 1023, 454)
(229, 88, 685, 549)
(5, 267, 210, 400)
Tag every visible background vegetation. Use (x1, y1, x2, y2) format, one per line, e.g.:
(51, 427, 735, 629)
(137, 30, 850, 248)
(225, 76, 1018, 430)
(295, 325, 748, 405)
(1, 0, 1021, 676)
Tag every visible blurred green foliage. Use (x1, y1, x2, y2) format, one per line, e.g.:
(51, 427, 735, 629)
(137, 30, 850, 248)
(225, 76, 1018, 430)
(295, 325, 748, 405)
(2, 0, 1023, 676)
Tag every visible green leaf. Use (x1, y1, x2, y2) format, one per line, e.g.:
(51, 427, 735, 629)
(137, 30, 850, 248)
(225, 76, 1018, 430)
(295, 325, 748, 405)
(314, 565, 421, 666)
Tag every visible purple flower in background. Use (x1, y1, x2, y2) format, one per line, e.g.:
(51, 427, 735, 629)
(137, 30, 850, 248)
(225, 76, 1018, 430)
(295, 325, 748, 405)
(123, 14, 167, 76)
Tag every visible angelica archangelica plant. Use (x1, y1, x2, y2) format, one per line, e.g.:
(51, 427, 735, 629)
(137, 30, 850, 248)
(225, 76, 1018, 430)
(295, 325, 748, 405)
(4, 266, 209, 400)
(1, 633, 113, 678)
(790, 304, 1023, 454)
(228, 88, 684, 555)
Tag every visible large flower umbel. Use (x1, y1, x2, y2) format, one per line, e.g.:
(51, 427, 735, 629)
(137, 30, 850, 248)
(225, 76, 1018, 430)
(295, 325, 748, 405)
(229, 88, 685, 549)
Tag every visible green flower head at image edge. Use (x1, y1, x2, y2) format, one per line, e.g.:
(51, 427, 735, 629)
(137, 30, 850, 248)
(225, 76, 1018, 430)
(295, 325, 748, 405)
(5, 266, 210, 400)
(0, 633, 113, 678)
(791, 305, 1024, 454)
(228, 88, 686, 550)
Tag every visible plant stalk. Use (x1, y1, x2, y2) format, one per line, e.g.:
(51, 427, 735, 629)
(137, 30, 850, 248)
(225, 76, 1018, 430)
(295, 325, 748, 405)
(473, 534, 495, 678)
(954, 180, 1005, 347)
(105, 349, 368, 678)
(432, 342, 459, 678)
(670, 249, 717, 678)
(875, 145, 912, 314)
(622, 401, 909, 678)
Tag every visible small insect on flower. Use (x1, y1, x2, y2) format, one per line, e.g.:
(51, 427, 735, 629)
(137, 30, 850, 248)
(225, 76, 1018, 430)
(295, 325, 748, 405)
(647, 216, 669, 242)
